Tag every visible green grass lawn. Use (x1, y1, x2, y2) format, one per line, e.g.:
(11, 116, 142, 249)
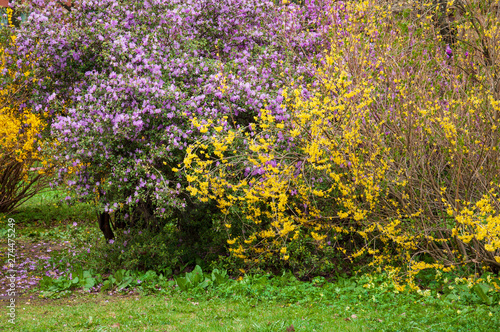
(2, 294, 356, 331)
(2, 292, 499, 332)
(5, 188, 95, 227)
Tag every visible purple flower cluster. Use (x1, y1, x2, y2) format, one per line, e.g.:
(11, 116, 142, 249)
(6, 0, 333, 217)
(0, 241, 68, 297)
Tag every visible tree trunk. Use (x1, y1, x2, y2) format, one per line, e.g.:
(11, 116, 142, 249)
(98, 212, 114, 241)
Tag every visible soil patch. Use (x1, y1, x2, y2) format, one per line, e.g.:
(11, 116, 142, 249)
(0, 238, 69, 304)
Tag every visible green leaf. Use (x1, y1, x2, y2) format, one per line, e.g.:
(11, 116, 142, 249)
(114, 270, 124, 283)
(191, 265, 203, 284)
(175, 276, 189, 291)
(74, 266, 84, 280)
(84, 277, 95, 290)
(48, 285, 60, 292)
(212, 269, 228, 286)
(198, 279, 211, 289)
(473, 284, 492, 305)
(40, 276, 54, 289)
(101, 280, 112, 292)
(117, 277, 133, 290)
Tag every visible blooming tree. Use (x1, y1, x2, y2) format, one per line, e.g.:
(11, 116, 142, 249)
(5, 0, 331, 237)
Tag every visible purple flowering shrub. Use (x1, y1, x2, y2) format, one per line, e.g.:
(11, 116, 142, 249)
(6, 0, 331, 232)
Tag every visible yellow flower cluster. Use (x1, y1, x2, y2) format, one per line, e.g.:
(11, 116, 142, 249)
(0, 26, 52, 212)
(0, 107, 44, 162)
(182, 0, 500, 282)
(1, 30, 45, 162)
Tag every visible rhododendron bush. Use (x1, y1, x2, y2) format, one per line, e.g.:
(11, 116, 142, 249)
(5, 0, 331, 230)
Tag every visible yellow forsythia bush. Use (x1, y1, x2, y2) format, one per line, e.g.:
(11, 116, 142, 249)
(182, 0, 500, 283)
(0, 17, 50, 213)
